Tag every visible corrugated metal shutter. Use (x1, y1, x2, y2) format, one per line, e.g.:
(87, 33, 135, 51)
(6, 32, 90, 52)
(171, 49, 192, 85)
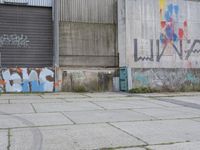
(0, 4, 53, 67)
(0, 0, 52, 7)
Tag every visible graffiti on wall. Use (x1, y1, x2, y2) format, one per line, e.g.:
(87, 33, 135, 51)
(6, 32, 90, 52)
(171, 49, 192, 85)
(134, 39, 200, 62)
(159, 1, 188, 44)
(133, 69, 200, 90)
(133, 0, 200, 67)
(0, 34, 30, 48)
(0, 68, 54, 92)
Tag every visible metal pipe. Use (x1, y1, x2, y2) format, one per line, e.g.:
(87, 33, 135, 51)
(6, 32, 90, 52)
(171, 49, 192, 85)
(53, 0, 60, 92)
(53, 0, 59, 67)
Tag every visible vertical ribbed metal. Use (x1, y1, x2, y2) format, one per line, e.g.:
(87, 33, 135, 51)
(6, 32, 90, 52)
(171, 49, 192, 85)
(0, 0, 52, 7)
(59, 0, 117, 23)
(0, 4, 53, 67)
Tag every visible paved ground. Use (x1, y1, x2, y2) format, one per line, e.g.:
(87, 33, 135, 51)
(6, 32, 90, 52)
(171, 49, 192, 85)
(0, 92, 200, 150)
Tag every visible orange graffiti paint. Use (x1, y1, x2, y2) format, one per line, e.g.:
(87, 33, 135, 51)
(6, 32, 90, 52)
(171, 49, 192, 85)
(54, 80, 62, 87)
(0, 80, 6, 85)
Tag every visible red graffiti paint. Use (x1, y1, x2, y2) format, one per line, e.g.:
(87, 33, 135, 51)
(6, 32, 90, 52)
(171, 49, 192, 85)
(184, 20, 188, 28)
(178, 28, 184, 40)
(161, 21, 166, 28)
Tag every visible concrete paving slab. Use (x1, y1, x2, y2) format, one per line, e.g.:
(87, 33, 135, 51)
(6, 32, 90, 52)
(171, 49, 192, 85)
(10, 124, 145, 150)
(117, 148, 145, 150)
(147, 141, 200, 150)
(133, 108, 200, 119)
(0, 97, 10, 100)
(41, 93, 87, 99)
(0, 113, 73, 129)
(43, 92, 79, 96)
(167, 106, 200, 115)
(33, 101, 103, 113)
(118, 97, 154, 101)
(112, 119, 200, 145)
(63, 96, 152, 102)
(7, 95, 42, 100)
(192, 118, 200, 122)
(146, 99, 182, 108)
(10, 99, 65, 104)
(0, 130, 8, 150)
(152, 98, 200, 112)
(0, 96, 10, 100)
(84, 92, 127, 98)
(162, 96, 200, 105)
(64, 98, 118, 102)
(93, 100, 164, 110)
(134, 92, 200, 98)
(64, 110, 154, 124)
(0, 104, 34, 114)
(0, 100, 9, 104)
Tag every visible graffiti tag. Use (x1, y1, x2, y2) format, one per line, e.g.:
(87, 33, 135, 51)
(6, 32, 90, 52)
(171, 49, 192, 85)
(0, 68, 54, 92)
(0, 34, 30, 48)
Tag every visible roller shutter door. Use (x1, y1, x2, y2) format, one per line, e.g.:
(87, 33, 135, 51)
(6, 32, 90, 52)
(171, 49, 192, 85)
(0, 4, 53, 67)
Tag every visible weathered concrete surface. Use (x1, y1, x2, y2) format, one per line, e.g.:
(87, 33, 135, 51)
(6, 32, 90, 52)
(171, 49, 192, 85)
(132, 69, 200, 92)
(133, 107, 200, 119)
(0, 130, 7, 150)
(112, 119, 200, 145)
(59, 22, 117, 67)
(93, 100, 165, 109)
(193, 118, 200, 122)
(63, 110, 154, 124)
(0, 100, 8, 104)
(148, 141, 200, 150)
(41, 93, 87, 99)
(0, 104, 34, 114)
(10, 124, 145, 150)
(161, 96, 200, 105)
(32, 101, 103, 113)
(0, 92, 199, 150)
(60, 69, 116, 92)
(10, 99, 65, 104)
(0, 113, 73, 129)
(117, 148, 145, 150)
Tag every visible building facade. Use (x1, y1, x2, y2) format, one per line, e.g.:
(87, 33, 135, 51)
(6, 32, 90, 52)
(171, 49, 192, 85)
(0, 0, 200, 92)
(0, 0, 118, 92)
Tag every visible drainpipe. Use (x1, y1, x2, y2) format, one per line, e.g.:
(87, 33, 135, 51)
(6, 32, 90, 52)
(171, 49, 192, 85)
(53, 0, 59, 67)
(53, 0, 60, 92)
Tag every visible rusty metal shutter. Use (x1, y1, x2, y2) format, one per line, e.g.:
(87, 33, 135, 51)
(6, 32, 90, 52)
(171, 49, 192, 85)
(0, 4, 53, 67)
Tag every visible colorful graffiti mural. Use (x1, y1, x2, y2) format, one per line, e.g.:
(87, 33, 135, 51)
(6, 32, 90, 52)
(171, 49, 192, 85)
(159, 0, 188, 44)
(133, 0, 200, 68)
(0, 68, 54, 92)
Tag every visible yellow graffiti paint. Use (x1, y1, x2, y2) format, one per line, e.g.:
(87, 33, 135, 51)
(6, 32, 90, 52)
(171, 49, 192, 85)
(159, 0, 166, 10)
(159, 0, 166, 20)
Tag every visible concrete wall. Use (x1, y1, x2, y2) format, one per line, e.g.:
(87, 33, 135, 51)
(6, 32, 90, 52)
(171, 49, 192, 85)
(58, 68, 117, 92)
(58, 0, 118, 91)
(132, 69, 200, 92)
(59, 0, 118, 68)
(119, 0, 200, 91)
(60, 22, 118, 67)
